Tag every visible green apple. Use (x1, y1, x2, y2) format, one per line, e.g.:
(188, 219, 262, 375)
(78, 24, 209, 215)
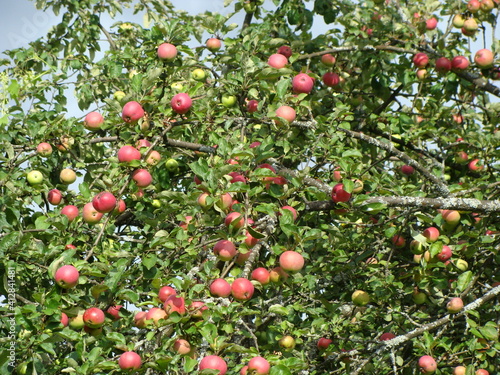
(352, 290, 370, 306)
(455, 259, 468, 271)
(27, 170, 43, 185)
(171, 82, 184, 91)
(243, 1, 257, 12)
(114, 91, 126, 103)
(165, 158, 179, 172)
(191, 68, 206, 81)
(152, 199, 161, 208)
(221, 94, 237, 108)
(69, 314, 85, 330)
(412, 290, 427, 304)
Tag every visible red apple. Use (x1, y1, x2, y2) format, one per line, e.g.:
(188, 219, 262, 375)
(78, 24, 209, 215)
(225, 211, 245, 229)
(173, 339, 192, 355)
(435, 57, 451, 73)
(468, 158, 484, 172)
(117, 145, 141, 162)
(199, 355, 227, 375)
(426, 17, 438, 30)
(82, 202, 103, 224)
(145, 150, 161, 165)
(246, 99, 259, 113)
(292, 73, 314, 94)
(279, 250, 304, 272)
(248, 356, 270, 374)
(60, 312, 69, 327)
(210, 278, 232, 297)
(453, 366, 466, 375)
(83, 307, 105, 328)
(317, 337, 333, 350)
(413, 53, 429, 68)
(277, 45, 292, 58)
(132, 169, 153, 187)
(251, 267, 271, 285)
(401, 165, 415, 175)
(214, 239, 237, 261)
(474, 49, 494, 68)
(231, 278, 255, 301)
(36, 142, 52, 156)
(468, 0, 481, 12)
(392, 235, 406, 248)
(437, 245, 452, 262)
(451, 56, 469, 71)
(114, 199, 126, 214)
(476, 370, 489, 375)
(423, 227, 440, 242)
(322, 72, 340, 87)
(379, 332, 396, 341)
(54, 265, 79, 289)
(446, 297, 464, 313)
(122, 101, 144, 123)
(134, 311, 147, 328)
(206, 38, 222, 52)
(267, 53, 288, 69)
(442, 210, 460, 225)
(60, 168, 77, 185)
(275, 105, 296, 124)
(106, 305, 122, 320)
(118, 351, 141, 370)
(136, 139, 151, 149)
(84, 111, 104, 131)
(280, 206, 298, 221)
(164, 295, 186, 315)
(61, 205, 79, 222)
(331, 183, 351, 203)
(480, 0, 495, 12)
(321, 53, 336, 66)
(244, 230, 259, 248)
(145, 307, 167, 325)
(249, 141, 261, 148)
(418, 355, 437, 374)
(157, 43, 177, 61)
(47, 189, 63, 205)
(188, 301, 207, 318)
(158, 286, 176, 303)
(92, 191, 116, 213)
(416, 69, 428, 80)
(171, 93, 192, 114)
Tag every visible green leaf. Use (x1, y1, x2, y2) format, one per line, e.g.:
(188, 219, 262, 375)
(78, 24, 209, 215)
(143, 254, 158, 270)
(456, 271, 472, 292)
(270, 365, 292, 375)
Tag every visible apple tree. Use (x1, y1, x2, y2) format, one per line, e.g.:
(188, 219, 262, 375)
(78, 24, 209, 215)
(1, 0, 499, 374)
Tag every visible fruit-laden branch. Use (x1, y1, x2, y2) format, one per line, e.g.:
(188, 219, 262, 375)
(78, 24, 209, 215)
(305, 196, 500, 213)
(241, 217, 277, 279)
(338, 128, 450, 196)
(89, 136, 216, 154)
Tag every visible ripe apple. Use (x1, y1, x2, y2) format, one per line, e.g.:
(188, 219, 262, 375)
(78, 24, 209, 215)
(418, 355, 437, 374)
(206, 38, 222, 52)
(171, 93, 192, 114)
(480, 0, 495, 11)
(69, 314, 85, 330)
(61, 205, 79, 222)
(435, 57, 451, 73)
(426, 17, 438, 30)
(446, 297, 464, 313)
(322, 72, 340, 87)
(275, 105, 296, 124)
(114, 199, 126, 214)
(145, 307, 167, 325)
(231, 278, 255, 301)
(132, 169, 153, 187)
(118, 351, 141, 370)
(221, 94, 237, 107)
(317, 337, 333, 350)
(241, 366, 249, 375)
(416, 69, 428, 80)
(134, 311, 147, 328)
(269, 266, 289, 282)
(92, 191, 116, 213)
(248, 356, 271, 374)
(452, 14, 465, 28)
(279, 251, 305, 272)
(82, 202, 103, 224)
(280, 206, 298, 221)
(321, 53, 336, 66)
(413, 53, 429, 68)
(106, 305, 122, 320)
(117, 145, 141, 162)
(476, 370, 489, 375)
(188, 301, 208, 318)
(83, 307, 105, 328)
(279, 335, 295, 349)
(331, 183, 351, 203)
(214, 239, 237, 261)
(157, 42, 177, 61)
(136, 139, 151, 149)
(246, 99, 258, 113)
(54, 265, 79, 289)
(210, 278, 232, 297)
(474, 49, 494, 68)
(47, 189, 63, 205)
(292, 73, 314, 94)
(158, 286, 176, 303)
(463, 18, 478, 32)
(379, 332, 396, 341)
(423, 227, 440, 242)
(251, 267, 271, 285)
(199, 355, 227, 375)
(352, 290, 370, 306)
(191, 68, 206, 81)
(27, 170, 43, 185)
(453, 366, 466, 375)
(36, 142, 52, 156)
(122, 101, 144, 123)
(442, 210, 460, 225)
(197, 192, 210, 209)
(452, 56, 469, 71)
(468, 158, 484, 172)
(277, 45, 292, 57)
(60, 312, 69, 327)
(392, 235, 406, 248)
(468, 0, 481, 12)
(56, 135, 74, 152)
(84, 111, 104, 131)
(437, 245, 452, 262)
(60, 168, 76, 184)
(401, 165, 415, 175)
(225, 211, 245, 229)
(217, 192, 233, 211)
(164, 295, 186, 315)
(267, 53, 288, 69)
(173, 339, 191, 355)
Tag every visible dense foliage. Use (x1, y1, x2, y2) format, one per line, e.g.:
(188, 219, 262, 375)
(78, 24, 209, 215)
(1, 0, 499, 374)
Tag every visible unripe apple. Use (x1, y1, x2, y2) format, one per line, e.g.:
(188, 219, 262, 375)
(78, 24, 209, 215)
(412, 290, 427, 304)
(47, 189, 63, 205)
(92, 191, 116, 213)
(413, 53, 429, 68)
(83, 307, 105, 328)
(214, 239, 237, 261)
(84, 111, 104, 131)
(231, 278, 255, 301)
(36, 142, 52, 156)
(26, 170, 43, 185)
(56, 135, 74, 152)
(442, 210, 461, 225)
(279, 335, 295, 349)
(352, 290, 370, 306)
(275, 105, 296, 124)
(206, 38, 222, 52)
(60, 168, 76, 185)
(122, 101, 144, 123)
(132, 169, 153, 187)
(267, 53, 288, 69)
(277, 45, 292, 58)
(199, 355, 227, 375)
(82, 202, 103, 224)
(54, 265, 79, 289)
(157, 42, 177, 61)
(221, 94, 237, 108)
(61, 205, 79, 222)
(292, 73, 314, 94)
(164, 295, 186, 315)
(474, 49, 494, 68)
(171, 93, 192, 114)
(279, 250, 305, 272)
(269, 266, 289, 283)
(418, 355, 437, 374)
(113, 90, 126, 103)
(331, 183, 351, 203)
(118, 351, 141, 370)
(416, 69, 428, 80)
(173, 339, 191, 355)
(455, 259, 468, 271)
(463, 18, 478, 32)
(191, 68, 206, 81)
(248, 356, 271, 374)
(69, 314, 85, 330)
(452, 14, 465, 28)
(423, 227, 439, 242)
(321, 53, 336, 66)
(446, 297, 464, 313)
